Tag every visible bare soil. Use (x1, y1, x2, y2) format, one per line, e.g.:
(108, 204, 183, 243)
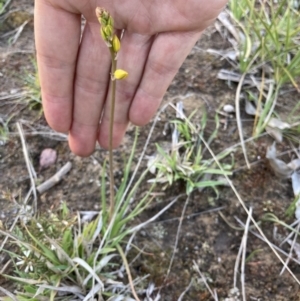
(1, 1, 300, 300)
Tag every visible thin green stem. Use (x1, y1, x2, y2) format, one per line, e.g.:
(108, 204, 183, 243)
(109, 49, 117, 221)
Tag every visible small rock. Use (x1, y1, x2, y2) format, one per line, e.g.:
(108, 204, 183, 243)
(39, 148, 57, 170)
(10, 88, 18, 94)
(223, 104, 235, 113)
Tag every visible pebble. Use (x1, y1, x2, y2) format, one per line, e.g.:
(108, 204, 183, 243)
(39, 148, 57, 170)
(223, 104, 235, 113)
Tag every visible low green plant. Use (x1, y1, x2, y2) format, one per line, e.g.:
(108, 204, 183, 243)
(0, 119, 9, 144)
(1, 206, 122, 300)
(152, 110, 233, 195)
(0, 0, 7, 13)
(228, 0, 249, 21)
(227, 0, 300, 165)
(22, 59, 43, 112)
(231, 0, 300, 86)
(0, 127, 154, 300)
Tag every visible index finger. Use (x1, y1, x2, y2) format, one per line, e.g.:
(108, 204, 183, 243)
(35, 0, 81, 132)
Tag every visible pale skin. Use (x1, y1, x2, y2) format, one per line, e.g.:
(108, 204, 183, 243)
(35, 0, 228, 157)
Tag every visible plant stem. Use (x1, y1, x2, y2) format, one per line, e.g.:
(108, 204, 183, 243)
(109, 49, 117, 221)
(116, 243, 141, 301)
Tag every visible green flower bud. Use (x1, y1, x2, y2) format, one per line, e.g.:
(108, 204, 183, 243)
(96, 7, 110, 26)
(96, 7, 114, 29)
(100, 27, 105, 39)
(107, 16, 114, 28)
(104, 25, 113, 40)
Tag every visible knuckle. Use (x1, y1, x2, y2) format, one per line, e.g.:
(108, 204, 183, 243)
(37, 53, 74, 71)
(148, 59, 177, 77)
(75, 74, 106, 95)
(116, 84, 136, 103)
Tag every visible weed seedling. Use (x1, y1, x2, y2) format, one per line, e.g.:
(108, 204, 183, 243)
(151, 109, 233, 195)
(22, 59, 43, 113)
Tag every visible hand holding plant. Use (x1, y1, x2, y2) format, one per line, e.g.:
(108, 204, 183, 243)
(35, 0, 228, 156)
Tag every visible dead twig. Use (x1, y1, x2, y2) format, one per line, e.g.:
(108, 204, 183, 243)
(241, 207, 252, 301)
(17, 122, 37, 212)
(193, 260, 218, 300)
(178, 278, 194, 301)
(166, 195, 190, 279)
(36, 162, 72, 194)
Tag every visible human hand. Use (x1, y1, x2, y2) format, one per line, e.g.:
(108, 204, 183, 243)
(35, 0, 227, 156)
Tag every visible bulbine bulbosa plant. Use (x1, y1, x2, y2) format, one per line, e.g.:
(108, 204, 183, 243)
(96, 7, 128, 221)
(96, 8, 142, 300)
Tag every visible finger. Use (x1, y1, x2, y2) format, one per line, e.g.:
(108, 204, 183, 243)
(68, 21, 111, 156)
(129, 31, 202, 126)
(98, 32, 153, 149)
(35, 1, 81, 132)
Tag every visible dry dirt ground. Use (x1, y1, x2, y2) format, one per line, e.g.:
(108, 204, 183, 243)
(1, 1, 300, 300)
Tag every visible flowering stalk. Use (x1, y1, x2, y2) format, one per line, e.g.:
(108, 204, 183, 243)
(96, 8, 139, 301)
(96, 7, 128, 221)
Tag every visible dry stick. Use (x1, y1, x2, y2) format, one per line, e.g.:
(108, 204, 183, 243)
(129, 194, 184, 234)
(155, 206, 226, 224)
(280, 222, 300, 276)
(16, 122, 37, 212)
(0, 91, 27, 101)
(157, 195, 191, 298)
(193, 261, 218, 301)
(36, 162, 72, 194)
(235, 217, 300, 267)
(165, 195, 190, 279)
(235, 52, 260, 169)
(280, 219, 300, 247)
(11, 20, 29, 45)
(0, 286, 18, 301)
(200, 136, 300, 285)
(233, 231, 243, 289)
(233, 209, 252, 297)
(235, 72, 250, 169)
(177, 278, 194, 301)
(241, 207, 252, 301)
(252, 69, 265, 136)
(116, 244, 140, 301)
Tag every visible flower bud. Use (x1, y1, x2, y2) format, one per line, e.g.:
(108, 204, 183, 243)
(103, 25, 112, 40)
(96, 7, 114, 28)
(100, 27, 106, 41)
(95, 7, 103, 19)
(112, 35, 121, 53)
(114, 69, 128, 80)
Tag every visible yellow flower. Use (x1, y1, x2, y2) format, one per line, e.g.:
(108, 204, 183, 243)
(114, 69, 128, 80)
(112, 35, 121, 53)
